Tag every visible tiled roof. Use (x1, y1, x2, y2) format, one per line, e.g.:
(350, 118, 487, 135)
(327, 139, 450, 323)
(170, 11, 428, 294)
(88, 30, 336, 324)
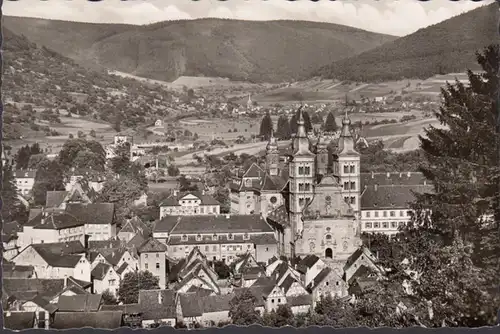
(52, 311, 123, 329)
(297, 255, 320, 273)
(3, 311, 35, 330)
(2, 263, 35, 279)
(360, 172, 428, 188)
(14, 169, 36, 178)
(67, 276, 92, 289)
(29, 295, 58, 314)
(242, 163, 265, 178)
(29, 242, 85, 268)
(138, 289, 177, 320)
(3, 278, 65, 301)
(138, 237, 168, 253)
(116, 262, 129, 275)
(160, 191, 221, 207)
(260, 174, 288, 192)
(45, 191, 69, 208)
(179, 293, 233, 317)
(91, 263, 113, 281)
(360, 184, 433, 210)
(102, 249, 126, 266)
(119, 216, 150, 237)
(88, 239, 124, 250)
(28, 208, 43, 221)
(267, 205, 290, 227)
(279, 275, 296, 293)
(65, 203, 115, 225)
(156, 214, 274, 234)
(127, 233, 147, 250)
(30, 212, 84, 230)
(185, 286, 214, 296)
(57, 294, 103, 312)
(32, 241, 85, 255)
(101, 303, 141, 314)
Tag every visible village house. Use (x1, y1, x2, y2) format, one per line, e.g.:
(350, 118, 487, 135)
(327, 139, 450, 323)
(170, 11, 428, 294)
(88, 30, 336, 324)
(45, 180, 97, 211)
(51, 311, 123, 329)
(295, 255, 326, 287)
(3, 311, 36, 330)
(306, 266, 348, 307)
(154, 119, 163, 127)
(177, 292, 233, 328)
(117, 216, 151, 243)
(360, 172, 433, 235)
(57, 294, 103, 312)
(343, 246, 383, 283)
(154, 214, 278, 264)
(232, 253, 267, 288)
(159, 191, 221, 218)
(14, 169, 36, 196)
(65, 169, 106, 193)
(138, 289, 177, 328)
(91, 263, 121, 296)
(49, 279, 92, 304)
(65, 203, 117, 241)
(11, 242, 91, 282)
(138, 238, 169, 289)
(19, 295, 57, 329)
(16, 212, 86, 250)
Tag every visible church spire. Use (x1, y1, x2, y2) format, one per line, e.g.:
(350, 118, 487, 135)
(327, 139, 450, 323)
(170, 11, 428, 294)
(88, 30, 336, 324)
(296, 107, 307, 138)
(341, 108, 352, 138)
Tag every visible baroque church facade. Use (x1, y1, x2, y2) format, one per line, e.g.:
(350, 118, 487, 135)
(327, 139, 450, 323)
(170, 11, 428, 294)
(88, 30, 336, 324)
(230, 108, 363, 265)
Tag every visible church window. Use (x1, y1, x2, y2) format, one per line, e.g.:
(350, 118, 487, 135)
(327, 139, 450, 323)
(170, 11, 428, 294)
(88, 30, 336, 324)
(391, 222, 398, 228)
(343, 165, 349, 174)
(326, 227, 331, 232)
(344, 197, 349, 204)
(365, 222, 372, 228)
(343, 182, 349, 190)
(270, 196, 277, 204)
(383, 211, 387, 217)
(349, 165, 355, 173)
(305, 166, 311, 175)
(374, 222, 380, 228)
(305, 197, 311, 205)
(390, 211, 395, 217)
(382, 222, 389, 228)
(298, 167, 305, 175)
(350, 197, 356, 204)
(350, 182, 355, 190)
(213, 234, 218, 240)
(299, 198, 305, 207)
(305, 183, 311, 191)
(299, 183, 304, 191)
(182, 235, 188, 241)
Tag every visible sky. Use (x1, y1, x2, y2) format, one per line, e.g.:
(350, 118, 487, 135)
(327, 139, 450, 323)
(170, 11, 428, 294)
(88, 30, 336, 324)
(2, 0, 494, 36)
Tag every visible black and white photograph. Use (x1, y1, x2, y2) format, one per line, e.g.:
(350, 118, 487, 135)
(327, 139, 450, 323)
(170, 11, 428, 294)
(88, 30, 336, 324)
(1, 0, 499, 330)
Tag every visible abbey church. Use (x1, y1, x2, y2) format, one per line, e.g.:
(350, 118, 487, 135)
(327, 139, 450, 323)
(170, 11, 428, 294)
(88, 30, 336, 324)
(230, 108, 363, 266)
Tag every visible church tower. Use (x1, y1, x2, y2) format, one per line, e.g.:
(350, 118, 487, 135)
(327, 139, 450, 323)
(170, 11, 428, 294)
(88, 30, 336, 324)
(266, 130, 279, 176)
(288, 108, 315, 257)
(336, 109, 361, 213)
(247, 94, 253, 110)
(315, 132, 329, 177)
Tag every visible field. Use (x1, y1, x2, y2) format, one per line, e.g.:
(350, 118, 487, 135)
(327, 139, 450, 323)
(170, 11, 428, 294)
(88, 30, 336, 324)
(253, 73, 471, 105)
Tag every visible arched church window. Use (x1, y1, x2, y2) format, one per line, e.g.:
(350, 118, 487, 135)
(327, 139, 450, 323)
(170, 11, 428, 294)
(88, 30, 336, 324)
(270, 196, 277, 204)
(325, 234, 332, 240)
(309, 242, 315, 252)
(326, 227, 331, 232)
(343, 241, 348, 251)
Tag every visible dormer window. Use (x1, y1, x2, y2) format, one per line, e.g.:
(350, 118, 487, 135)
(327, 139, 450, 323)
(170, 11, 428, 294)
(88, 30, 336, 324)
(182, 235, 188, 241)
(243, 233, 249, 240)
(196, 234, 202, 241)
(245, 179, 251, 187)
(228, 233, 234, 240)
(212, 234, 218, 241)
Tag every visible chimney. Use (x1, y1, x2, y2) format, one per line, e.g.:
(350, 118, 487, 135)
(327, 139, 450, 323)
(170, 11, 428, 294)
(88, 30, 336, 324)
(64, 276, 68, 288)
(399, 172, 402, 178)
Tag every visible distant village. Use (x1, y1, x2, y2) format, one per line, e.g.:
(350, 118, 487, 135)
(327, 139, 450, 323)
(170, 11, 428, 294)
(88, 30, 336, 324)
(2, 106, 433, 330)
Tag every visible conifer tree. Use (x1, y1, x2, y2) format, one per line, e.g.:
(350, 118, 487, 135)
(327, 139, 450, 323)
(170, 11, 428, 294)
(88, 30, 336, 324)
(276, 115, 291, 140)
(290, 109, 312, 135)
(259, 112, 274, 140)
(324, 111, 338, 132)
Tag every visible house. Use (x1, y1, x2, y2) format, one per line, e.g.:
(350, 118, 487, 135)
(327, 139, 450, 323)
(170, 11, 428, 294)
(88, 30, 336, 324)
(51, 311, 123, 329)
(232, 253, 267, 288)
(2, 221, 23, 260)
(138, 238, 169, 289)
(19, 295, 58, 329)
(98, 248, 138, 272)
(91, 263, 120, 295)
(3, 311, 36, 330)
(49, 280, 92, 304)
(138, 289, 177, 328)
(118, 216, 151, 242)
(89, 251, 112, 269)
(17, 211, 86, 250)
(159, 191, 221, 218)
(2, 278, 66, 309)
(178, 292, 233, 328)
(116, 262, 136, 280)
(45, 179, 97, 210)
(154, 214, 278, 264)
(360, 172, 433, 235)
(306, 267, 348, 307)
(65, 203, 117, 241)
(65, 168, 106, 193)
(295, 255, 326, 287)
(11, 241, 91, 282)
(14, 169, 36, 196)
(57, 294, 103, 312)
(2, 260, 35, 279)
(343, 246, 383, 283)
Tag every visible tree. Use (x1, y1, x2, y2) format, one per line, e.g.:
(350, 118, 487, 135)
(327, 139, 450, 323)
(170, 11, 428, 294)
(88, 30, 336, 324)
(109, 142, 132, 176)
(27, 154, 49, 170)
(211, 260, 231, 279)
(167, 165, 180, 177)
(102, 289, 119, 305)
(262, 304, 295, 327)
(118, 271, 160, 304)
(290, 109, 312, 134)
(276, 115, 291, 140)
(179, 175, 198, 192)
(89, 129, 96, 138)
(1, 163, 27, 223)
(259, 113, 273, 140)
(213, 187, 230, 213)
(14, 143, 42, 169)
(324, 112, 338, 132)
(32, 160, 65, 206)
(58, 139, 106, 171)
(228, 289, 262, 325)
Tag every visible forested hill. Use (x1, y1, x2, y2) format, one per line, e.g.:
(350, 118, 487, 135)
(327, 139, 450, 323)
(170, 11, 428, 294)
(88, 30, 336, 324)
(3, 16, 396, 83)
(312, 3, 499, 82)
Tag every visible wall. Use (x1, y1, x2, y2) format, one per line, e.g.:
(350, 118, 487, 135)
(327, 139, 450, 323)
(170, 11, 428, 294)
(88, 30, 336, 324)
(139, 252, 167, 289)
(85, 224, 116, 241)
(200, 311, 230, 327)
(255, 243, 278, 264)
(17, 227, 58, 250)
(258, 193, 284, 218)
(176, 277, 214, 293)
(93, 268, 120, 295)
(16, 177, 35, 196)
(344, 250, 380, 283)
(73, 255, 92, 282)
(360, 209, 412, 235)
(141, 318, 176, 328)
(168, 241, 255, 263)
(291, 305, 310, 315)
(160, 204, 220, 219)
(304, 260, 325, 287)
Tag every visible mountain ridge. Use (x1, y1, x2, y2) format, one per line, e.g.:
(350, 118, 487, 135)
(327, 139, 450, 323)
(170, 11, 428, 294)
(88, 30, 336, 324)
(3, 16, 397, 83)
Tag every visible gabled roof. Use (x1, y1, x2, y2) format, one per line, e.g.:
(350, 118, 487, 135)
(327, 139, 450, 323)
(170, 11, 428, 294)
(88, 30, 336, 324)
(116, 262, 130, 275)
(296, 254, 321, 274)
(3, 278, 65, 301)
(360, 184, 433, 210)
(52, 311, 123, 329)
(101, 304, 141, 314)
(67, 276, 92, 289)
(179, 293, 233, 317)
(242, 163, 265, 178)
(102, 249, 127, 266)
(88, 239, 124, 250)
(3, 311, 35, 330)
(159, 191, 221, 207)
(138, 237, 168, 253)
(28, 212, 84, 230)
(91, 263, 113, 281)
(119, 216, 150, 237)
(45, 191, 69, 208)
(57, 294, 103, 312)
(343, 246, 379, 272)
(138, 289, 177, 320)
(14, 169, 36, 179)
(65, 203, 115, 225)
(267, 205, 290, 227)
(28, 295, 58, 314)
(259, 173, 288, 192)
